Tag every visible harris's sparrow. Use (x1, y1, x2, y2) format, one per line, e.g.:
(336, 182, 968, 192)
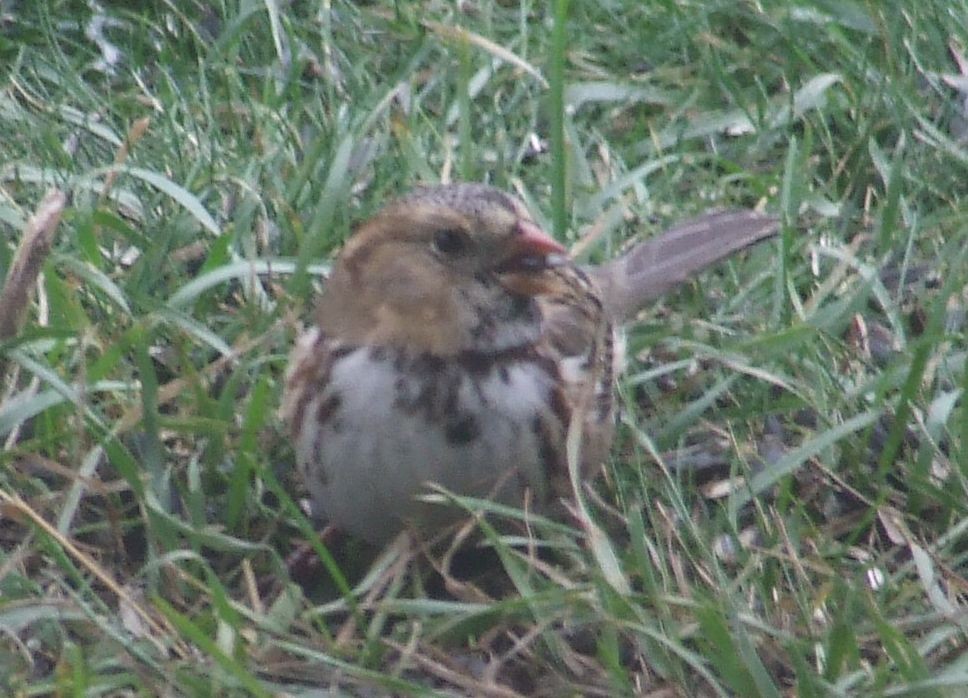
(281, 184, 777, 543)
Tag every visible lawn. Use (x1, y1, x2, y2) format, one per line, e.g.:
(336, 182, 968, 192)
(1, 1, 967, 695)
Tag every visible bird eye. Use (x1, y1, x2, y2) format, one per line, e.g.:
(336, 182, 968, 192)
(432, 229, 468, 257)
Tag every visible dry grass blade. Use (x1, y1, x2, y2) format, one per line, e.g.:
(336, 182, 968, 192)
(383, 638, 529, 698)
(0, 487, 189, 659)
(423, 20, 549, 88)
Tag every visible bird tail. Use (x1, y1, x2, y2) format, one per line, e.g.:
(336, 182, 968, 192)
(587, 210, 779, 321)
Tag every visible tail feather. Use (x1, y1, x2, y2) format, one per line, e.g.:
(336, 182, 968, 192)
(587, 210, 779, 321)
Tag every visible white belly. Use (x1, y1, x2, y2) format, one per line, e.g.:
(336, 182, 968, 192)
(291, 334, 558, 543)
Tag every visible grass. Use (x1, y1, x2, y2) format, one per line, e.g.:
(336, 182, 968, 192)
(1, 0, 967, 695)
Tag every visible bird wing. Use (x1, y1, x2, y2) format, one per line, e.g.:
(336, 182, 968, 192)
(586, 210, 779, 321)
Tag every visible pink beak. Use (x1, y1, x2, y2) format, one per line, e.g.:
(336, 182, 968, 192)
(495, 220, 568, 296)
(499, 219, 567, 273)
(513, 219, 567, 257)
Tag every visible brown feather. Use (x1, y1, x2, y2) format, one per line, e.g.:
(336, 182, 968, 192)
(587, 209, 779, 321)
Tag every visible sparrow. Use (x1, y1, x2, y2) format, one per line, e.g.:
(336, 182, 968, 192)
(280, 183, 777, 544)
